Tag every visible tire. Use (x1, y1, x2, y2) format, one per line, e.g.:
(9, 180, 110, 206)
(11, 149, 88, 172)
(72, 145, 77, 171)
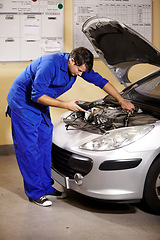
(143, 157, 160, 214)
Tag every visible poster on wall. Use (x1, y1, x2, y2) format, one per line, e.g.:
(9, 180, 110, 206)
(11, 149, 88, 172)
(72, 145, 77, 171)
(73, 0, 152, 57)
(0, 0, 64, 61)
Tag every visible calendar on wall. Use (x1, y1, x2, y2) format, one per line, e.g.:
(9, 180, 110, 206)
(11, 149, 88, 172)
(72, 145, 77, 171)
(73, 0, 152, 57)
(0, 0, 64, 61)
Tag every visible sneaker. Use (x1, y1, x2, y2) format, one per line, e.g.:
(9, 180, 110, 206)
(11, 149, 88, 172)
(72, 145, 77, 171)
(29, 196, 52, 207)
(46, 190, 67, 199)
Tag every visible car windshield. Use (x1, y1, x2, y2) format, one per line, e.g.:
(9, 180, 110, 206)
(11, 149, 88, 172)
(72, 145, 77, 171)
(135, 75, 160, 99)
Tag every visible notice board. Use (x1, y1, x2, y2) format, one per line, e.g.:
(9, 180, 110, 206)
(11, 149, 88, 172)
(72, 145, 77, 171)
(0, 0, 64, 61)
(73, 0, 152, 57)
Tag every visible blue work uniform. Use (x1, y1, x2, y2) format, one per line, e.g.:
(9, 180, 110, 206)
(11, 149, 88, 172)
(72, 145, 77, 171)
(7, 52, 109, 200)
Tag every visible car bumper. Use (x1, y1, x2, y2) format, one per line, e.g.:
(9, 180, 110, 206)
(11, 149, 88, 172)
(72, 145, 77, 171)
(51, 142, 154, 201)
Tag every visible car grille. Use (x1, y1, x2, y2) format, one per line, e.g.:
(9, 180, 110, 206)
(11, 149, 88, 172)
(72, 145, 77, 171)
(51, 143, 93, 179)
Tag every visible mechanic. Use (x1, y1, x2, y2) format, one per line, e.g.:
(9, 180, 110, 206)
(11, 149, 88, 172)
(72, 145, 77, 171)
(6, 47, 135, 207)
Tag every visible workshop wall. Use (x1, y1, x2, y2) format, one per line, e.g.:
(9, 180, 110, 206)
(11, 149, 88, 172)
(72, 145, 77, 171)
(0, 0, 160, 145)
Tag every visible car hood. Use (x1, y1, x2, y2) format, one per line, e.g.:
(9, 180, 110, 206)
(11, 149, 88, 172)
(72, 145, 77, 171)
(82, 16, 160, 86)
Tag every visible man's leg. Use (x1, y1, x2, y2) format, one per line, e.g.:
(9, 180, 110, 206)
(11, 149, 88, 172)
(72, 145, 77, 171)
(38, 117, 67, 199)
(11, 112, 48, 200)
(37, 117, 55, 194)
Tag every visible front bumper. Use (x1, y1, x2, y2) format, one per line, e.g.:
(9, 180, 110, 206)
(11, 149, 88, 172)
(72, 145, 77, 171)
(51, 143, 149, 201)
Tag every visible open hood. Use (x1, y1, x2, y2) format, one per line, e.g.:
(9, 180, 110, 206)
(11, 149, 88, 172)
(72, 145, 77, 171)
(82, 17, 160, 86)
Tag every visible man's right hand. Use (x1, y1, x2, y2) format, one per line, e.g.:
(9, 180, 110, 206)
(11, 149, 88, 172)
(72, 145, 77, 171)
(66, 100, 86, 112)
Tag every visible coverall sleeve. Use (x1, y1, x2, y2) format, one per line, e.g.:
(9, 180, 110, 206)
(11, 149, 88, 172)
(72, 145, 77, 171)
(31, 60, 55, 102)
(81, 69, 109, 89)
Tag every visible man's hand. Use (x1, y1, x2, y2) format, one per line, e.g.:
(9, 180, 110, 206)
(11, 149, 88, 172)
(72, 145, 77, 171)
(103, 82, 135, 113)
(66, 100, 86, 112)
(120, 99, 135, 112)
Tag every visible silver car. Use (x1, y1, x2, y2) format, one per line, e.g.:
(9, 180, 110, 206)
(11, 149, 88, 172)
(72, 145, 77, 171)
(51, 17, 160, 214)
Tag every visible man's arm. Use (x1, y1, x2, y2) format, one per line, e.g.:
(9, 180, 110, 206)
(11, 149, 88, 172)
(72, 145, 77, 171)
(103, 82, 135, 112)
(37, 94, 86, 112)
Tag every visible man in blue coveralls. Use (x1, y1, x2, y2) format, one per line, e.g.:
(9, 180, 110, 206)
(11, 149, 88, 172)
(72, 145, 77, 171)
(7, 47, 135, 207)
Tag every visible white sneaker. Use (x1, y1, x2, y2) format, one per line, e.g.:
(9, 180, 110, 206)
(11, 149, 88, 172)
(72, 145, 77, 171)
(29, 196, 52, 207)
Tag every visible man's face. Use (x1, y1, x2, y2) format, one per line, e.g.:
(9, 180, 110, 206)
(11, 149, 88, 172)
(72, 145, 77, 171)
(68, 58, 87, 76)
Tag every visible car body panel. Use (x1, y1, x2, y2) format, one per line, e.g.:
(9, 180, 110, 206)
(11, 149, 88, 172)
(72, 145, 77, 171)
(52, 113, 160, 200)
(51, 18, 160, 212)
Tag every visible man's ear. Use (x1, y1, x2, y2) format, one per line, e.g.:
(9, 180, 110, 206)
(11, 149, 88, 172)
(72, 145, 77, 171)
(70, 58, 75, 65)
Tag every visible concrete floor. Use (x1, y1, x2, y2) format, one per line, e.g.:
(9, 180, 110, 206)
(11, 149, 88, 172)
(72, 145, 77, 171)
(0, 152, 160, 240)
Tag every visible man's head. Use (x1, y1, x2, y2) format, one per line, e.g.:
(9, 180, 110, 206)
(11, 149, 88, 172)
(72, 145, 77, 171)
(68, 47, 93, 76)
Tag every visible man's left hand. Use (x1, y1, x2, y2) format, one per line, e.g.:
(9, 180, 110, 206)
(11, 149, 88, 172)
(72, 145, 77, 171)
(120, 99, 135, 112)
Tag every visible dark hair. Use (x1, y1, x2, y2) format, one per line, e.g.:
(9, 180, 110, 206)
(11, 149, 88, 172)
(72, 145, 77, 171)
(69, 47, 93, 72)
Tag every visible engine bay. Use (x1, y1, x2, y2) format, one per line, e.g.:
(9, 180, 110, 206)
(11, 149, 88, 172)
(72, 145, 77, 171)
(63, 100, 159, 134)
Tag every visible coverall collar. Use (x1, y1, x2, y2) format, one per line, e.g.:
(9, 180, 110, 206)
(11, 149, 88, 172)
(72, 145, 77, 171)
(60, 53, 70, 73)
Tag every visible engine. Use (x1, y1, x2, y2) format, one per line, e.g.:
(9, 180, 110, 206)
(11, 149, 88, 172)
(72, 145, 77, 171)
(63, 101, 159, 134)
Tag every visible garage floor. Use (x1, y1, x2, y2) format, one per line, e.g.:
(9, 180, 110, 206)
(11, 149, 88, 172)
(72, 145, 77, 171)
(0, 151, 160, 240)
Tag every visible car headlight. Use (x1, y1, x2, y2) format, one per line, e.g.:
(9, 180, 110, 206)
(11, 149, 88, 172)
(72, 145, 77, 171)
(80, 125, 154, 151)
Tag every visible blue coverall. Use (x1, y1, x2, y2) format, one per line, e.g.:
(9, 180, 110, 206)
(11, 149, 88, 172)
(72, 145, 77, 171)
(7, 52, 108, 200)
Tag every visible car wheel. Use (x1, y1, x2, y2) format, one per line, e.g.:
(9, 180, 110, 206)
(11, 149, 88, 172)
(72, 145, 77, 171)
(143, 156, 160, 214)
